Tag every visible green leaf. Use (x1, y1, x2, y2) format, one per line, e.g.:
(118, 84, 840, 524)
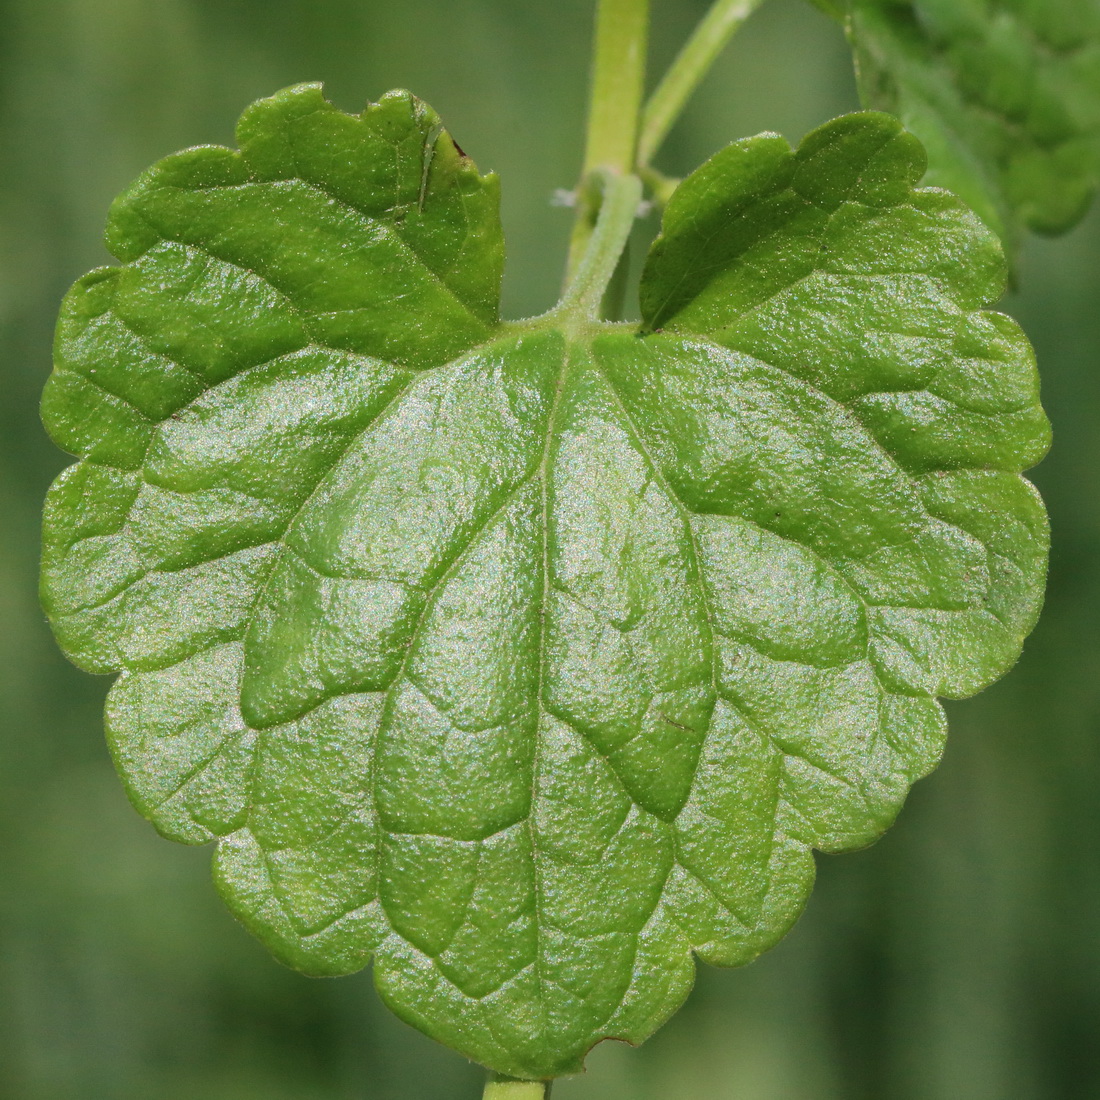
(42, 91, 1048, 1081)
(846, 0, 1100, 244)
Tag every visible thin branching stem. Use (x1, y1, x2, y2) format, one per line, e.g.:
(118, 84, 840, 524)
(638, 0, 767, 167)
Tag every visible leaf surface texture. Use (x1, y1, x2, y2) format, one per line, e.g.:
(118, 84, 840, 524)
(42, 88, 1048, 1079)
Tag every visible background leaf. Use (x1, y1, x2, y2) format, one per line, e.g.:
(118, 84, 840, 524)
(845, 0, 1100, 247)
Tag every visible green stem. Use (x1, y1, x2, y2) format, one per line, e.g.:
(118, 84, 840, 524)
(559, 171, 643, 320)
(582, 0, 649, 176)
(482, 1074, 550, 1100)
(639, 165, 681, 207)
(637, 0, 767, 167)
(565, 0, 649, 285)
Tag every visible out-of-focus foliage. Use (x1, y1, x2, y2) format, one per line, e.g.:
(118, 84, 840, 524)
(3, 0, 1100, 1097)
(847, 0, 1100, 250)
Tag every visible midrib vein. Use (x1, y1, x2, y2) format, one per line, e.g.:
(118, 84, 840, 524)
(527, 336, 573, 1022)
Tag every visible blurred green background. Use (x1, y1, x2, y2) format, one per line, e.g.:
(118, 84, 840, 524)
(2, 1, 1099, 1096)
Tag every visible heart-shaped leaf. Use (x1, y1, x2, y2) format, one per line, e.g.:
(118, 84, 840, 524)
(42, 88, 1048, 1079)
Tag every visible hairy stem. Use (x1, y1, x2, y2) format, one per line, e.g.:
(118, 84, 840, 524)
(483, 1074, 550, 1100)
(560, 171, 643, 320)
(582, 0, 649, 176)
(565, 0, 649, 286)
(637, 0, 767, 167)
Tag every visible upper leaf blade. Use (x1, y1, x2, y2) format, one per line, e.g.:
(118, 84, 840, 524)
(640, 112, 1048, 700)
(104, 82, 501, 368)
(42, 82, 504, 677)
